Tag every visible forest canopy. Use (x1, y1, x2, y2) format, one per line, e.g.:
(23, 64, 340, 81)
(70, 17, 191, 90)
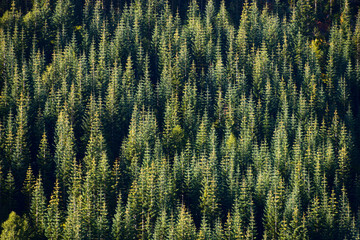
(1, 0, 360, 239)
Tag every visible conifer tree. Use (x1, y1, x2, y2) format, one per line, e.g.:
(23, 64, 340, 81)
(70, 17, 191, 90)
(83, 96, 108, 177)
(96, 189, 109, 239)
(54, 109, 75, 189)
(45, 179, 62, 240)
(338, 185, 351, 239)
(263, 172, 285, 240)
(174, 204, 197, 240)
(197, 215, 212, 240)
(121, 55, 136, 126)
(37, 130, 52, 191)
(153, 209, 169, 240)
(4, 111, 15, 169)
(112, 193, 126, 240)
(337, 123, 350, 186)
(22, 165, 35, 209)
(4, 170, 15, 213)
(30, 174, 46, 237)
(12, 92, 29, 174)
(63, 161, 83, 240)
(163, 94, 184, 158)
(200, 172, 218, 225)
(295, 0, 315, 36)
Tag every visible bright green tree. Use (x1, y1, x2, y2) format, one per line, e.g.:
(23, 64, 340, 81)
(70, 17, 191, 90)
(0, 211, 30, 240)
(45, 179, 62, 240)
(30, 174, 46, 237)
(54, 109, 75, 189)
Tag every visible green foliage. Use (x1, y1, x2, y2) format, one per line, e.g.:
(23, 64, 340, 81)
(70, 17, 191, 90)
(0, 0, 359, 239)
(30, 174, 46, 237)
(54, 109, 75, 189)
(53, 0, 74, 30)
(0, 211, 30, 240)
(112, 193, 126, 240)
(45, 179, 62, 240)
(174, 204, 197, 240)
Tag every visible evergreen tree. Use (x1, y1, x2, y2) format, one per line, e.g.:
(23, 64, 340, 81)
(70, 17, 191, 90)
(163, 94, 184, 158)
(45, 179, 62, 240)
(112, 193, 126, 240)
(37, 130, 52, 191)
(54, 109, 75, 189)
(12, 92, 29, 174)
(200, 173, 218, 225)
(174, 204, 197, 240)
(63, 161, 83, 240)
(22, 165, 35, 209)
(263, 172, 285, 239)
(30, 174, 46, 237)
(4, 170, 15, 213)
(153, 209, 169, 240)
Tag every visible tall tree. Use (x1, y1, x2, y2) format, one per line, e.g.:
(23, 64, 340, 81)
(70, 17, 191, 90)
(12, 92, 29, 174)
(54, 109, 75, 189)
(45, 179, 62, 240)
(30, 174, 46, 237)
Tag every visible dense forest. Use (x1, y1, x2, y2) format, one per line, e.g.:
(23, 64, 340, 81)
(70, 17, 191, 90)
(1, 0, 360, 239)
